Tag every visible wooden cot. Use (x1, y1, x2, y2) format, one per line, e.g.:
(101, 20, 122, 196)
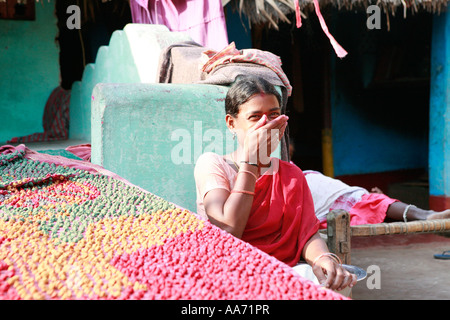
(322, 209, 450, 264)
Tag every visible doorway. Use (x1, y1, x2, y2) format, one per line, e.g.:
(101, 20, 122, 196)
(55, 0, 132, 90)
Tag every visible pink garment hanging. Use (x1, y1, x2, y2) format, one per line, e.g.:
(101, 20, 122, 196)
(129, 0, 152, 24)
(294, 0, 302, 27)
(295, 0, 347, 58)
(129, 0, 229, 51)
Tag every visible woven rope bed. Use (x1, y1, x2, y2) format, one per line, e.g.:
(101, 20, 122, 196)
(0, 145, 344, 300)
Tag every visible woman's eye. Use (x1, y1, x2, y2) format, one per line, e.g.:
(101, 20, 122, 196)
(269, 113, 280, 119)
(249, 115, 261, 120)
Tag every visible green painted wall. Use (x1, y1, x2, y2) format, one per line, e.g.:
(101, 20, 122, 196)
(91, 83, 230, 212)
(91, 82, 281, 213)
(0, 1, 59, 143)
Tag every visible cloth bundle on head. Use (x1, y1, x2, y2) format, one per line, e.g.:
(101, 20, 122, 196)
(156, 41, 291, 161)
(201, 42, 292, 96)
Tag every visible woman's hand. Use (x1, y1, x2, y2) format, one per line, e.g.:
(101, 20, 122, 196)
(312, 256, 357, 291)
(241, 114, 288, 166)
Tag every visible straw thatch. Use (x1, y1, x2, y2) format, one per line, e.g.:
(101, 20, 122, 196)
(227, 0, 449, 29)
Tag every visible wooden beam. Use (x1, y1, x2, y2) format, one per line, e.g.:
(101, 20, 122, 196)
(351, 219, 450, 237)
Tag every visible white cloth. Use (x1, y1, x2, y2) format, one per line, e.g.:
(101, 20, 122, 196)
(292, 263, 320, 285)
(292, 263, 352, 297)
(304, 170, 368, 222)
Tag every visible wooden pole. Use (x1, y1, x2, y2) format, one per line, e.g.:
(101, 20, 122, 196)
(322, 47, 334, 177)
(326, 210, 351, 265)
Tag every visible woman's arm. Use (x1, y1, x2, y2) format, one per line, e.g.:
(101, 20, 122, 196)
(302, 232, 356, 291)
(202, 115, 287, 238)
(203, 162, 259, 238)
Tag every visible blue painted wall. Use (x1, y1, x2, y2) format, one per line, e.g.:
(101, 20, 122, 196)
(225, 4, 252, 49)
(429, 9, 450, 197)
(0, 1, 59, 143)
(330, 11, 430, 176)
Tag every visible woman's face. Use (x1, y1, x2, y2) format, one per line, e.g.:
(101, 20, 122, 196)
(226, 93, 281, 147)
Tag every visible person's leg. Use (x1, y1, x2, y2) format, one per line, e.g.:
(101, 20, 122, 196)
(386, 202, 450, 222)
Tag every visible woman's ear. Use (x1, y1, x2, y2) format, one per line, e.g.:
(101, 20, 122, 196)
(225, 114, 235, 131)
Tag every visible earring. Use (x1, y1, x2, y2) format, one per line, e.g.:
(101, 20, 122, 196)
(232, 131, 236, 140)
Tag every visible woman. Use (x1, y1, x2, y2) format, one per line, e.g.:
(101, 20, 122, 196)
(194, 76, 356, 292)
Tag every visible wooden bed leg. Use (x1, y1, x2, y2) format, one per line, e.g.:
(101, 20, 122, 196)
(326, 209, 351, 265)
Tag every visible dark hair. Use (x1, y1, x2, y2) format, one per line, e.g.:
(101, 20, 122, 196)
(225, 76, 282, 117)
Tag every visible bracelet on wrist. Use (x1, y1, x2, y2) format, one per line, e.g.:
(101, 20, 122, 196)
(312, 253, 342, 268)
(238, 169, 258, 180)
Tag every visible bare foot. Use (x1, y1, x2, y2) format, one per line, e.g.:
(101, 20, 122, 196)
(427, 209, 450, 220)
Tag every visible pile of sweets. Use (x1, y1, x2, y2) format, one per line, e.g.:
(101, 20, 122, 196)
(0, 145, 346, 300)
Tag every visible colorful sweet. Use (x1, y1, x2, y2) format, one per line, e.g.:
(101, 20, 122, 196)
(0, 148, 344, 300)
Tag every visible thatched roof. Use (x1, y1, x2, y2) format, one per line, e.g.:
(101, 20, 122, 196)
(227, 0, 449, 29)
